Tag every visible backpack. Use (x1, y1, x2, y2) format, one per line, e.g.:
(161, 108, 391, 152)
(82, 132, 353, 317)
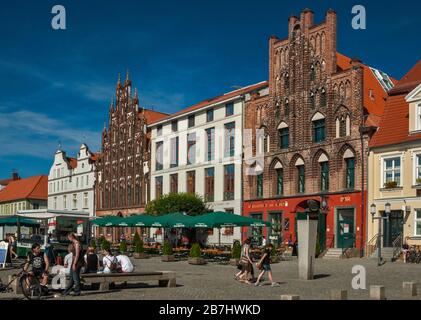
(106, 256, 121, 273)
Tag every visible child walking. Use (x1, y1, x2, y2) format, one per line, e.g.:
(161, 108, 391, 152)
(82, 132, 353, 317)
(255, 243, 280, 287)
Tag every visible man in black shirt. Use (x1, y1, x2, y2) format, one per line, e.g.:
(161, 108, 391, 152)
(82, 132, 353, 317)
(24, 243, 50, 287)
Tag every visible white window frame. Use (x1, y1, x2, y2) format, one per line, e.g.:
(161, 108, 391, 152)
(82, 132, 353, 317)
(83, 192, 89, 209)
(412, 152, 421, 185)
(381, 154, 403, 187)
(63, 195, 67, 210)
(414, 209, 421, 237)
(417, 103, 421, 131)
(73, 194, 77, 210)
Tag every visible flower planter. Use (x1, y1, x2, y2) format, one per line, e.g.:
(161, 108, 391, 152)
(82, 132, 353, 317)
(133, 252, 148, 259)
(384, 181, 398, 189)
(188, 257, 206, 265)
(162, 255, 175, 262)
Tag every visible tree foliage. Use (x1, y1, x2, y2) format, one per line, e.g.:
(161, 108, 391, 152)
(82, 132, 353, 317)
(145, 192, 209, 216)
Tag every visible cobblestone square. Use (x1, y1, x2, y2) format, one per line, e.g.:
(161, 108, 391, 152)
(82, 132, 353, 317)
(1, 257, 421, 300)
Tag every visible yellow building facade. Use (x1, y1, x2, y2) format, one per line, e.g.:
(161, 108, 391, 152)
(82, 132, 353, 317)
(368, 78, 421, 256)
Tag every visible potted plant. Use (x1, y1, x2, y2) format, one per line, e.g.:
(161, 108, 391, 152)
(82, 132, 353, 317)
(133, 232, 147, 259)
(416, 178, 421, 185)
(119, 239, 128, 254)
(89, 239, 97, 251)
(101, 239, 111, 252)
(188, 243, 206, 265)
(384, 181, 398, 189)
(230, 241, 242, 266)
(162, 241, 175, 262)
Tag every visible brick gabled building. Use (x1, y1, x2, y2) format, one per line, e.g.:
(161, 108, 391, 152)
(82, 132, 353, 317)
(95, 74, 168, 241)
(242, 9, 394, 254)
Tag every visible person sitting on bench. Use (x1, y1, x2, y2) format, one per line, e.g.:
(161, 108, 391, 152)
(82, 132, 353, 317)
(84, 246, 100, 273)
(102, 249, 120, 273)
(116, 253, 134, 273)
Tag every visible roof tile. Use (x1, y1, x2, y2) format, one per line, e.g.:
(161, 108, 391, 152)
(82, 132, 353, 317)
(0, 175, 48, 203)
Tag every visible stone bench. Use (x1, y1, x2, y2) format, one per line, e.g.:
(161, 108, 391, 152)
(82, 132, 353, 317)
(81, 271, 176, 291)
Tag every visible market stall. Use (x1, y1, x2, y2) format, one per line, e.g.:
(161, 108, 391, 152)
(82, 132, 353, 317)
(6, 210, 91, 257)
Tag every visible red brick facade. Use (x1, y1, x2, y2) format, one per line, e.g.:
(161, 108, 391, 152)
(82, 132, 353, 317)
(242, 9, 387, 252)
(95, 75, 167, 241)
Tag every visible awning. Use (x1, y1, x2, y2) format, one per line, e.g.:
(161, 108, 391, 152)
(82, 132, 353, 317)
(0, 217, 40, 227)
(188, 211, 271, 228)
(91, 211, 271, 229)
(91, 216, 125, 227)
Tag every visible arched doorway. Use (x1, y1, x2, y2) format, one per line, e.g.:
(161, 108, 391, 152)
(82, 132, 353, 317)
(294, 200, 326, 252)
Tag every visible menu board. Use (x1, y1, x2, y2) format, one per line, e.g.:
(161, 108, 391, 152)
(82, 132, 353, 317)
(0, 241, 8, 268)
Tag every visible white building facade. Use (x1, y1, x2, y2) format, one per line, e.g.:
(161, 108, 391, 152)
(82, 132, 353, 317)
(48, 144, 98, 217)
(149, 82, 268, 245)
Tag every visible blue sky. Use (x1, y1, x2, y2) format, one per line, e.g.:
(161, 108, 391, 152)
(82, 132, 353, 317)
(0, 0, 420, 178)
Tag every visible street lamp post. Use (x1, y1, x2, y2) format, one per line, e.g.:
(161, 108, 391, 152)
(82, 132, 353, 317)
(370, 203, 391, 266)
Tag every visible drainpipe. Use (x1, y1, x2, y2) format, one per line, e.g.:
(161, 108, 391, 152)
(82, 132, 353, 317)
(240, 94, 245, 245)
(360, 127, 365, 258)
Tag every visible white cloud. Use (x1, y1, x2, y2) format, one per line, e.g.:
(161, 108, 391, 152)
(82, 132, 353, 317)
(74, 83, 115, 102)
(140, 91, 186, 113)
(0, 110, 100, 159)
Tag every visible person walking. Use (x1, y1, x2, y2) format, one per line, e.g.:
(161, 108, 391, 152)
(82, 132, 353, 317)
(237, 238, 253, 284)
(8, 235, 18, 260)
(63, 233, 84, 296)
(255, 243, 279, 287)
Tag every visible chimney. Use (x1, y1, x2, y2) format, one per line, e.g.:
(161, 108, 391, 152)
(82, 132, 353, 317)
(350, 57, 363, 69)
(12, 170, 19, 181)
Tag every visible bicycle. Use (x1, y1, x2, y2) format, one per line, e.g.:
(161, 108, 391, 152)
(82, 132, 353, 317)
(0, 263, 44, 300)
